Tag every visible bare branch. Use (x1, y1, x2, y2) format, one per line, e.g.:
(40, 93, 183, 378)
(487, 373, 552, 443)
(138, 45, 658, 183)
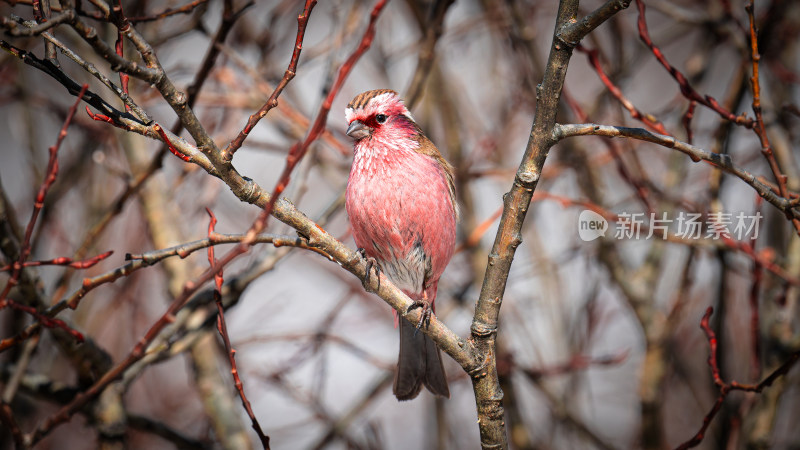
(554, 123, 798, 219)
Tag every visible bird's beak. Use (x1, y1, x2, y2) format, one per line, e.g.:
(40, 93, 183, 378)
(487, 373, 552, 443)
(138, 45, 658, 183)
(346, 120, 371, 140)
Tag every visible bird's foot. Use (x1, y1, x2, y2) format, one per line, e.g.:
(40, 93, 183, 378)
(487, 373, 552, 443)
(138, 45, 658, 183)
(406, 299, 432, 336)
(358, 248, 380, 293)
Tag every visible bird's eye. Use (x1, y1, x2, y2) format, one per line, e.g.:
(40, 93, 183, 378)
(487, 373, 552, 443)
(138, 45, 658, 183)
(375, 114, 387, 124)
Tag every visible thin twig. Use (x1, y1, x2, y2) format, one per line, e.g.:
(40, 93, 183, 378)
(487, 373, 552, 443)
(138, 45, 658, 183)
(635, 0, 754, 128)
(206, 209, 270, 449)
(0, 251, 113, 271)
(0, 85, 88, 342)
(676, 307, 800, 449)
(744, 1, 799, 232)
(258, 0, 388, 230)
(577, 45, 668, 135)
(126, 0, 209, 23)
(404, 0, 456, 107)
(223, 0, 317, 161)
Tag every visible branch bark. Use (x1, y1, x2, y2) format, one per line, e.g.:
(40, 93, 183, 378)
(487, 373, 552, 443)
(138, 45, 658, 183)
(468, 1, 630, 448)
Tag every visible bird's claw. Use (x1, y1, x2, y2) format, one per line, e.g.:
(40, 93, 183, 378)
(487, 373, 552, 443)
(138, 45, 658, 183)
(358, 248, 380, 293)
(406, 300, 432, 336)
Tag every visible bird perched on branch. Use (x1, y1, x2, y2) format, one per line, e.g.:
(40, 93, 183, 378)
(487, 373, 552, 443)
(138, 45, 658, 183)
(345, 89, 456, 400)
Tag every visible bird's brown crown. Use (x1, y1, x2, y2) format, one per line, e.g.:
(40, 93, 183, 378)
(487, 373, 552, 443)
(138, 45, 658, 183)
(347, 89, 399, 111)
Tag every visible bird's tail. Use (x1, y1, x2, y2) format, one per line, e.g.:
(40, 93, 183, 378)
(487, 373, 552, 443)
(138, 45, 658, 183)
(393, 316, 450, 400)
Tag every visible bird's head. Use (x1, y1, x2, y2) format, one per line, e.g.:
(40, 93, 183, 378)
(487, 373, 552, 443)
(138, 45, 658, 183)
(345, 89, 417, 142)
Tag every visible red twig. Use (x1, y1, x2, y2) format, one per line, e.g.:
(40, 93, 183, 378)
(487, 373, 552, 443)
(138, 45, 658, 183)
(682, 101, 696, 145)
(749, 260, 762, 379)
(111, 0, 130, 110)
(561, 88, 654, 212)
(0, 250, 113, 271)
(85, 107, 114, 124)
(562, 88, 589, 122)
(635, 0, 754, 129)
(206, 208, 270, 448)
(674, 307, 731, 449)
(29, 241, 250, 442)
(1, 301, 84, 342)
(29, 13, 399, 432)
(23, 87, 87, 259)
(258, 0, 388, 226)
(0, 402, 24, 448)
(84, 108, 135, 133)
(30, 150, 301, 443)
(154, 124, 192, 162)
(223, 0, 318, 161)
(0, 85, 87, 341)
(676, 393, 726, 450)
(744, 2, 800, 233)
(676, 307, 800, 449)
(701, 308, 724, 387)
(127, 0, 209, 23)
(0, 327, 36, 353)
(716, 233, 799, 286)
(577, 45, 668, 135)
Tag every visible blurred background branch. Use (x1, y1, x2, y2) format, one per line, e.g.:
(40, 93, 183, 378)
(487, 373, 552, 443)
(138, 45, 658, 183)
(1, 0, 800, 449)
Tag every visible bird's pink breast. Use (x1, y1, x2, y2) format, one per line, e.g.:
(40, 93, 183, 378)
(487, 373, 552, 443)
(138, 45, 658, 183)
(346, 139, 456, 301)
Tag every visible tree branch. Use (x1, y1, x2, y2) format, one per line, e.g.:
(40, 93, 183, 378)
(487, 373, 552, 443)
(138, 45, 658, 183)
(468, 0, 629, 447)
(554, 123, 799, 220)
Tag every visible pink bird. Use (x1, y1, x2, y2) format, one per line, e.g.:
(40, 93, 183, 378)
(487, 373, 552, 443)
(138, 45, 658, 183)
(345, 89, 456, 400)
